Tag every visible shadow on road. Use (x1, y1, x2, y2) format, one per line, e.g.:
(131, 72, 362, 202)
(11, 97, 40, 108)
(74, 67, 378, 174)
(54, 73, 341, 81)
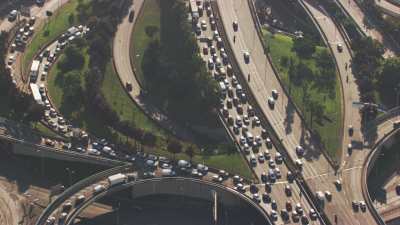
(299, 124, 323, 162)
(283, 102, 295, 135)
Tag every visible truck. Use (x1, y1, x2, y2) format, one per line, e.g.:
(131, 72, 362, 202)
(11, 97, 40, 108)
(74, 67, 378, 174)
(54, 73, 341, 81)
(30, 60, 40, 82)
(219, 81, 226, 96)
(30, 83, 44, 105)
(107, 173, 127, 186)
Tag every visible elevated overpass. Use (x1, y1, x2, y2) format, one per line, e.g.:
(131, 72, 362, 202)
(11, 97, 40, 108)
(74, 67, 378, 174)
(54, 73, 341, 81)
(34, 166, 272, 225)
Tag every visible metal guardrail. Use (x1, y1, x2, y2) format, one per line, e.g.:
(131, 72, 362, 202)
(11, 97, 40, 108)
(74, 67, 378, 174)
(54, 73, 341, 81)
(34, 164, 132, 225)
(211, 1, 329, 225)
(64, 177, 273, 225)
(0, 133, 125, 166)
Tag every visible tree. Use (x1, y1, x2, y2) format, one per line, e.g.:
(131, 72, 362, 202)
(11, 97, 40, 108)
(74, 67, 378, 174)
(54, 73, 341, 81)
(58, 45, 85, 72)
(167, 139, 182, 160)
(63, 70, 82, 100)
(377, 57, 400, 106)
(292, 36, 316, 58)
(306, 98, 325, 128)
(185, 145, 195, 163)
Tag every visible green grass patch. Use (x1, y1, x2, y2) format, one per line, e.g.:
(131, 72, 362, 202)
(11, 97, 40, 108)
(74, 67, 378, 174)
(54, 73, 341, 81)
(130, 0, 161, 86)
(100, 61, 165, 136)
(263, 29, 342, 161)
(22, 0, 88, 75)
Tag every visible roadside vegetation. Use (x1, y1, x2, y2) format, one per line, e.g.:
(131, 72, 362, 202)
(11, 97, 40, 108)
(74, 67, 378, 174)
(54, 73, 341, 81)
(22, 0, 88, 75)
(263, 29, 342, 160)
(45, 0, 252, 178)
(130, 0, 161, 86)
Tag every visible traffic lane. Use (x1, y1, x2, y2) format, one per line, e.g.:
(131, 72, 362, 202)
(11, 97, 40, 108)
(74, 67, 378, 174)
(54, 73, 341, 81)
(216, 1, 375, 224)
(113, 0, 143, 98)
(302, 0, 363, 166)
(217, 0, 331, 180)
(196, 7, 318, 224)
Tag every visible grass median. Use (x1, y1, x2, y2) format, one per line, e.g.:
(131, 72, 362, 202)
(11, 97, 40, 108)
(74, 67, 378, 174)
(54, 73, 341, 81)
(263, 29, 342, 161)
(130, 0, 161, 87)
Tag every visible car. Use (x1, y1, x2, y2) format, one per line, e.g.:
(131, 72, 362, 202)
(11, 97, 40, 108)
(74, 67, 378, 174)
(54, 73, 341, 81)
(309, 208, 318, 220)
(271, 210, 278, 221)
(347, 143, 353, 154)
(301, 215, 309, 224)
(396, 184, 400, 195)
(243, 115, 250, 125)
(232, 75, 238, 86)
(126, 82, 132, 91)
(8, 10, 18, 21)
(359, 201, 366, 212)
(261, 129, 268, 139)
(352, 201, 359, 211)
(235, 183, 245, 192)
(337, 43, 343, 52)
(268, 97, 275, 108)
(271, 200, 277, 210)
(286, 201, 292, 211)
(272, 89, 279, 99)
(268, 159, 276, 168)
(243, 51, 250, 63)
(295, 203, 303, 215)
(243, 144, 251, 154)
(236, 116, 243, 127)
(252, 116, 261, 127)
(334, 179, 342, 190)
(258, 153, 265, 163)
(275, 152, 283, 164)
(285, 185, 292, 196)
(232, 21, 238, 31)
(252, 193, 261, 203)
(348, 125, 354, 136)
(263, 149, 271, 159)
(36, 0, 45, 6)
(296, 145, 304, 157)
(281, 209, 289, 221)
(265, 182, 272, 192)
(325, 191, 332, 201)
(239, 136, 246, 145)
(262, 192, 270, 202)
(263, 138, 271, 150)
(129, 10, 135, 22)
(261, 172, 267, 182)
(295, 159, 303, 169)
(8, 55, 15, 65)
(200, 20, 207, 30)
(250, 154, 257, 166)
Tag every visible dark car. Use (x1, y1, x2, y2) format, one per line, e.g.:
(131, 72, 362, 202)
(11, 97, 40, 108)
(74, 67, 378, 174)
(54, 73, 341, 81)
(129, 10, 135, 22)
(36, 0, 45, 6)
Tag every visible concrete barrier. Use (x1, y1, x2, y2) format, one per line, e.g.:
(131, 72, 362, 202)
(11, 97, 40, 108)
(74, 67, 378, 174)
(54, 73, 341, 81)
(64, 178, 272, 225)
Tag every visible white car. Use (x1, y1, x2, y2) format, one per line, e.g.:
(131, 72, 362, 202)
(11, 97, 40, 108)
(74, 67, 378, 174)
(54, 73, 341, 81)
(272, 89, 279, 99)
(268, 97, 275, 108)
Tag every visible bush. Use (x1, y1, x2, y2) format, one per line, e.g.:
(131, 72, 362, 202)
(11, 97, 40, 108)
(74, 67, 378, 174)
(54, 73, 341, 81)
(292, 36, 316, 58)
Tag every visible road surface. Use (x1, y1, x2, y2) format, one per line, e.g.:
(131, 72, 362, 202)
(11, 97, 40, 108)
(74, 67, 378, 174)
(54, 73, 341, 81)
(336, 0, 398, 57)
(215, 0, 390, 223)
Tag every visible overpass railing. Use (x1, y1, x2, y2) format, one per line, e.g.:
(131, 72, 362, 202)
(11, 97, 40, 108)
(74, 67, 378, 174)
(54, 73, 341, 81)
(35, 164, 132, 225)
(64, 177, 274, 225)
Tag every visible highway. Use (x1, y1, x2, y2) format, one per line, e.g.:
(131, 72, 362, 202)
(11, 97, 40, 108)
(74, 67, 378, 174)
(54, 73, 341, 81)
(198, 2, 322, 223)
(213, 0, 400, 224)
(335, 0, 398, 57)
